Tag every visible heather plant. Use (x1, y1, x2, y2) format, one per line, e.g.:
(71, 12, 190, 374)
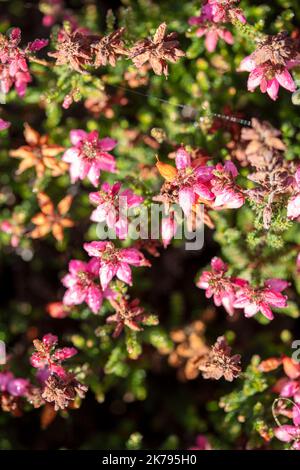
(0, 0, 300, 451)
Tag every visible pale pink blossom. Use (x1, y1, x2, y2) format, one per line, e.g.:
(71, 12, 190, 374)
(83, 241, 150, 289)
(233, 279, 288, 320)
(89, 182, 143, 239)
(211, 161, 245, 209)
(174, 147, 214, 216)
(63, 129, 117, 187)
(239, 56, 296, 101)
(288, 168, 300, 220)
(62, 258, 112, 314)
(196, 257, 243, 315)
(161, 213, 177, 248)
(207, 0, 246, 24)
(274, 407, 300, 450)
(189, 16, 233, 52)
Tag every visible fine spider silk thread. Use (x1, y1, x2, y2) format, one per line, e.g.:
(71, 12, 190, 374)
(106, 83, 252, 127)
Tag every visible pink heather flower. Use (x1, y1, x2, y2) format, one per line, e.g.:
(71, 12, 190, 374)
(0, 28, 48, 97)
(174, 147, 214, 216)
(274, 406, 300, 450)
(62, 258, 112, 314)
(7, 378, 29, 397)
(287, 168, 300, 220)
(233, 278, 288, 320)
(0, 371, 29, 397)
(89, 182, 143, 239)
(161, 213, 177, 248)
(30, 333, 77, 378)
(196, 256, 242, 315)
(239, 56, 296, 101)
(1, 217, 23, 247)
(62, 129, 117, 187)
(211, 161, 245, 209)
(274, 357, 300, 403)
(0, 371, 14, 391)
(83, 241, 150, 290)
(0, 118, 10, 130)
(189, 434, 212, 450)
(189, 20, 234, 52)
(207, 0, 246, 24)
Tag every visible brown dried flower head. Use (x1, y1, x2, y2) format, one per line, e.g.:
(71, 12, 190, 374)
(129, 23, 185, 76)
(49, 29, 93, 73)
(92, 28, 127, 67)
(168, 320, 209, 380)
(196, 336, 241, 382)
(241, 118, 286, 168)
(107, 297, 158, 338)
(242, 119, 294, 228)
(252, 32, 299, 67)
(42, 374, 88, 411)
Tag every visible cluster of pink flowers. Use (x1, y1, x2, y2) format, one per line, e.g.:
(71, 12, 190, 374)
(287, 168, 300, 220)
(188, 0, 246, 52)
(158, 148, 244, 247)
(89, 182, 143, 239)
(197, 257, 288, 320)
(0, 28, 48, 97)
(63, 129, 117, 187)
(30, 333, 77, 379)
(0, 371, 29, 398)
(173, 148, 215, 215)
(261, 356, 300, 450)
(83, 241, 150, 290)
(60, 241, 151, 326)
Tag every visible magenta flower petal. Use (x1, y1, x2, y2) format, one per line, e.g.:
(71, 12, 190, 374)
(276, 69, 296, 92)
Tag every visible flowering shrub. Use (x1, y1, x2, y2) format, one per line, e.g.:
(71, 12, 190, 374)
(1, 0, 300, 451)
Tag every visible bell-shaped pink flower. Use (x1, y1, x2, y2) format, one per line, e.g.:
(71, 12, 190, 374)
(63, 129, 117, 187)
(196, 256, 241, 315)
(89, 181, 143, 239)
(83, 241, 150, 290)
(211, 161, 245, 209)
(62, 258, 110, 314)
(174, 148, 214, 216)
(239, 57, 296, 101)
(233, 279, 288, 320)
